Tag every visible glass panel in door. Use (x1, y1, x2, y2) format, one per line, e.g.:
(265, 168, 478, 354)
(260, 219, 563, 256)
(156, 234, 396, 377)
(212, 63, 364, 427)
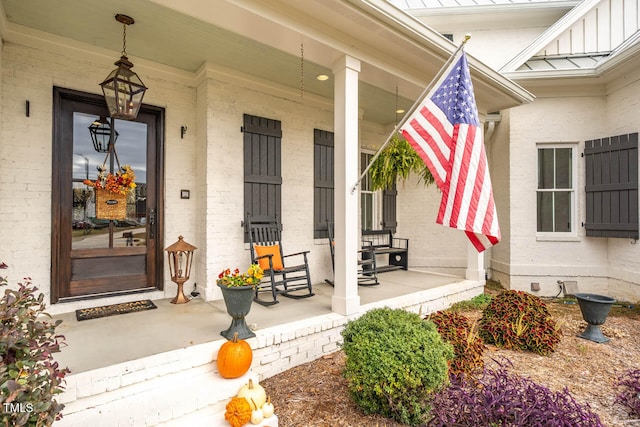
(71, 113, 148, 250)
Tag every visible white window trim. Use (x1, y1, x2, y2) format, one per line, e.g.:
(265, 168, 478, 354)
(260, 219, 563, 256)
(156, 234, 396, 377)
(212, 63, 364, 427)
(535, 143, 579, 240)
(360, 149, 381, 230)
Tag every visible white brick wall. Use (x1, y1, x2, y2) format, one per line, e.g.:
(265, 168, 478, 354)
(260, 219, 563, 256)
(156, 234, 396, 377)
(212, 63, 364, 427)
(196, 70, 335, 301)
(0, 36, 202, 312)
(1, 35, 341, 312)
(504, 93, 640, 300)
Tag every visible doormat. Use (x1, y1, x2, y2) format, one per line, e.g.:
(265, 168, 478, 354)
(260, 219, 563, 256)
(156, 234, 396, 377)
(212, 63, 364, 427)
(75, 300, 157, 321)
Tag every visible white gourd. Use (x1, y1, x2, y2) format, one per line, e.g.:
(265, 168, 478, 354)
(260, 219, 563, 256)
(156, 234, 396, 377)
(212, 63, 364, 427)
(250, 399, 264, 424)
(261, 396, 275, 418)
(237, 379, 267, 410)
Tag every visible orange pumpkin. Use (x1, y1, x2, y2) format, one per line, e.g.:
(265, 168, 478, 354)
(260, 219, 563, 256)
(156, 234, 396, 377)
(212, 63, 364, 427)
(217, 332, 253, 379)
(224, 396, 252, 427)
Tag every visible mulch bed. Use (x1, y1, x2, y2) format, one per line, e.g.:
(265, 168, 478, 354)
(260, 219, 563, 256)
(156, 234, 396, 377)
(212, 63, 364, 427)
(262, 297, 640, 427)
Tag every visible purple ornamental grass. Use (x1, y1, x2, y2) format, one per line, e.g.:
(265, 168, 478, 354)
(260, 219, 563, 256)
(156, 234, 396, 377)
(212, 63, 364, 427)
(615, 368, 640, 417)
(427, 360, 603, 427)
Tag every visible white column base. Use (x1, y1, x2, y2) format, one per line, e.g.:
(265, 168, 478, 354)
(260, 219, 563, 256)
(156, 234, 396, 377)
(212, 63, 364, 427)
(465, 242, 486, 282)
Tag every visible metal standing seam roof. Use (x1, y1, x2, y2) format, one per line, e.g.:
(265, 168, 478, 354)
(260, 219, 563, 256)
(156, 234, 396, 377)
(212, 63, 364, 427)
(517, 54, 609, 71)
(389, 0, 574, 8)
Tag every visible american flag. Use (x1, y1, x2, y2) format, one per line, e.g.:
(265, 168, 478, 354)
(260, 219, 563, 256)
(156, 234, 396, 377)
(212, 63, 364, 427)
(400, 51, 500, 252)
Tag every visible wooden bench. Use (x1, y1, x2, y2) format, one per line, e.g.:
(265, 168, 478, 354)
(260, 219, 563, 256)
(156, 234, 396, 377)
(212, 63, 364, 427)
(361, 229, 409, 273)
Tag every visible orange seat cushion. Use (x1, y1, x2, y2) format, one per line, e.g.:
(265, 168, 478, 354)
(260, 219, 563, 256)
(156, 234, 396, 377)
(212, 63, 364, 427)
(254, 244, 284, 271)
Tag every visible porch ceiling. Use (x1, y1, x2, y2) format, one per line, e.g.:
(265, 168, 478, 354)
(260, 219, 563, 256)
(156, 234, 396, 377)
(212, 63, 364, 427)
(0, 0, 533, 125)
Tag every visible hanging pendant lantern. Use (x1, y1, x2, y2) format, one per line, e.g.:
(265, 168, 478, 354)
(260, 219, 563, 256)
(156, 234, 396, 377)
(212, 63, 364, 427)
(88, 116, 118, 153)
(100, 14, 147, 121)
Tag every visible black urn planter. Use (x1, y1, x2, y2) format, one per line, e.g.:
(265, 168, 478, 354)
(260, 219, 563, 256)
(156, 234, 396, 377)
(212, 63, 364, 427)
(218, 284, 256, 340)
(574, 293, 616, 343)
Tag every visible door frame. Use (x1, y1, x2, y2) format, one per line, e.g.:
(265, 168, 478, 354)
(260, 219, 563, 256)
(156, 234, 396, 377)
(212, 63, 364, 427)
(51, 86, 165, 303)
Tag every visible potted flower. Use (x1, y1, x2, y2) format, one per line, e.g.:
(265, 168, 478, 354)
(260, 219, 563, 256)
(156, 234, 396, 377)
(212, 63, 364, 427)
(217, 264, 264, 340)
(83, 165, 136, 220)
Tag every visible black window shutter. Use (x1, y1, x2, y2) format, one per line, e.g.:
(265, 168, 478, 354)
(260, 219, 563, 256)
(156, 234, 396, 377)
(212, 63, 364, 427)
(243, 114, 282, 241)
(314, 129, 334, 239)
(382, 183, 397, 233)
(585, 132, 639, 239)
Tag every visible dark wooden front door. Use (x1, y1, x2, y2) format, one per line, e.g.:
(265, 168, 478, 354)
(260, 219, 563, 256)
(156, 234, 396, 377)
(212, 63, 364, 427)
(51, 87, 164, 302)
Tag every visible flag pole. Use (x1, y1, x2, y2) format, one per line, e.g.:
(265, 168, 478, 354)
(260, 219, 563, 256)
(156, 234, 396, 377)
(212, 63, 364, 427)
(350, 34, 471, 194)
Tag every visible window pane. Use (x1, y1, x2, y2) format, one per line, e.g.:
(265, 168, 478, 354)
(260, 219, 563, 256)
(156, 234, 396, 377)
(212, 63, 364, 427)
(361, 152, 372, 191)
(72, 114, 148, 250)
(554, 191, 571, 232)
(538, 148, 555, 189)
(555, 148, 572, 189)
(361, 193, 373, 230)
(537, 192, 553, 231)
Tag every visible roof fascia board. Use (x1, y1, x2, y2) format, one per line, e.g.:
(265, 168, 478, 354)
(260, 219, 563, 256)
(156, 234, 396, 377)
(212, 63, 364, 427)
(500, 0, 602, 72)
(504, 68, 598, 80)
(596, 31, 640, 72)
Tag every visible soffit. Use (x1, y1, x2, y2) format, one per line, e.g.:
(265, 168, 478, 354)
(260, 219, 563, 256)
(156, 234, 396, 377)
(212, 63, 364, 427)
(0, 0, 532, 125)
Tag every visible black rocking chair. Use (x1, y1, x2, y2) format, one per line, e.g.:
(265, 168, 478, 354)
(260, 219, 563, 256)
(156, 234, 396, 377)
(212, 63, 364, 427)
(325, 222, 379, 287)
(246, 214, 314, 306)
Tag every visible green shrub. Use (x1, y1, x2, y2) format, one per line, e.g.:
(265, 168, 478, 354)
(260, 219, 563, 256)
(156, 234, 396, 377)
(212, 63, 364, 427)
(0, 276, 70, 426)
(428, 310, 485, 377)
(448, 293, 492, 312)
(341, 307, 453, 426)
(479, 290, 561, 355)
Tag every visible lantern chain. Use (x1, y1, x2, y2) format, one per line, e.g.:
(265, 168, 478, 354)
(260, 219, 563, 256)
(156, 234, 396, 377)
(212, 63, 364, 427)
(300, 42, 304, 99)
(395, 84, 399, 125)
(121, 22, 127, 56)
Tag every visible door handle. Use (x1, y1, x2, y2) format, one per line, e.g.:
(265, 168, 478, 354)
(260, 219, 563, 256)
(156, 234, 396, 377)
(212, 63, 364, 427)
(148, 208, 156, 240)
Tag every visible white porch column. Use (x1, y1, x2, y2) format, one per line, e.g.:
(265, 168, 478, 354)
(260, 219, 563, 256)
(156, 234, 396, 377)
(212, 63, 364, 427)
(465, 242, 486, 281)
(332, 55, 361, 315)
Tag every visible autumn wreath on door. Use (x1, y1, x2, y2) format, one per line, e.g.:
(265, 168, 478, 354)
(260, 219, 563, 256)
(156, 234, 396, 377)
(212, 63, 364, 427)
(83, 159, 136, 220)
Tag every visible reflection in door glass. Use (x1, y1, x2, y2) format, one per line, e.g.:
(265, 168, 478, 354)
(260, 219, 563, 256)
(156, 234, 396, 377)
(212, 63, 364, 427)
(71, 113, 148, 250)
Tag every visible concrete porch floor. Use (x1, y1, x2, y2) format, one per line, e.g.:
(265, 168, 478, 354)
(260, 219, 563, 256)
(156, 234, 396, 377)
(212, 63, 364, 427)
(52, 269, 465, 374)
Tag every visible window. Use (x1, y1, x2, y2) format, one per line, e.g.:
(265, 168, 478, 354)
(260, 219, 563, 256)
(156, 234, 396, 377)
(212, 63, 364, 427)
(360, 151, 397, 232)
(537, 145, 575, 233)
(360, 152, 377, 230)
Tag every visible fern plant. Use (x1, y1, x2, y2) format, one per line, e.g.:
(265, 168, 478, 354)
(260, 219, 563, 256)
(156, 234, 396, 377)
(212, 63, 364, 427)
(368, 133, 434, 191)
